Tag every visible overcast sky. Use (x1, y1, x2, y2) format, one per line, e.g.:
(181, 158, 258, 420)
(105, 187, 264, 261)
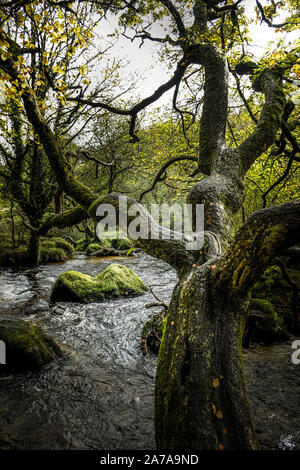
(96, 2, 297, 109)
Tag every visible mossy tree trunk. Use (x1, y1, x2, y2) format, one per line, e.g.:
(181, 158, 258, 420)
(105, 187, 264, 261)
(155, 266, 257, 449)
(1, 14, 300, 449)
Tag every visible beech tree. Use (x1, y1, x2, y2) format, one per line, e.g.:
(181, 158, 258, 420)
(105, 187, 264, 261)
(0, 0, 299, 449)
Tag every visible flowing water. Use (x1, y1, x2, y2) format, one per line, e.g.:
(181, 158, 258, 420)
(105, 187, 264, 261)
(0, 254, 177, 450)
(0, 254, 299, 450)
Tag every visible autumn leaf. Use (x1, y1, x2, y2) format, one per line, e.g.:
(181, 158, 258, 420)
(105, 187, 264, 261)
(212, 378, 220, 388)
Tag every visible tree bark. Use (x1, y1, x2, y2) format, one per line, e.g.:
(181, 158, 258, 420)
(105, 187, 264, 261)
(155, 261, 258, 450)
(26, 230, 40, 266)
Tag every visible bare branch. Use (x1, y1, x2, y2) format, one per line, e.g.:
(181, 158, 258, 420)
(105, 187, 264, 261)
(255, 0, 293, 28)
(159, 0, 187, 38)
(140, 155, 198, 201)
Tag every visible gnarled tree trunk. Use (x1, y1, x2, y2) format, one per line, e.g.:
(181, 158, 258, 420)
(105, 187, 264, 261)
(155, 264, 256, 449)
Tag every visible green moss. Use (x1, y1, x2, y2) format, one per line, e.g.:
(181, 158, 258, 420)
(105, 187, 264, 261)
(51, 263, 147, 303)
(85, 243, 102, 255)
(41, 237, 74, 253)
(111, 236, 132, 251)
(249, 297, 289, 344)
(39, 237, 74, 264)
(251, 265, 300, 333)
(97, 231, 132, 250)
(0, 319, 61, 370)
(75, 237, 93, 252)
(39, 246, 68, 264)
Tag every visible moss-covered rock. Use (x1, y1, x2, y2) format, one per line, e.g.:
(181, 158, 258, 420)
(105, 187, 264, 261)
(39, 246, 68, 264)
(0, 319, 61, 370)
(251, 265, 300, 333)
(83, 232, 133, 256)
(51, 263, 147, 303)
(111, 235, 132, 251)
(39, 237, 75, 264)
(41, 237, 74, 254)
(249, 298, 289, 344)
(97, 231, 133, 251)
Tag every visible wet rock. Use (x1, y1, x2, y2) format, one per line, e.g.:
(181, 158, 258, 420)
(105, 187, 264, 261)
(244, 340, 300, 450)
(0, 319, 61, 370)
(50, 263, 147, 303)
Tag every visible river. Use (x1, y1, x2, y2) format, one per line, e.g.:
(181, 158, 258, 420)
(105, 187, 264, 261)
(0, 254, 299, 450)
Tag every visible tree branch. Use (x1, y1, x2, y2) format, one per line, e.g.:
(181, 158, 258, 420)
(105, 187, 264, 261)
(139, 155, 198, 201)
(68, 56, 189, 142)
(37, 206, 88, 236)
(195, 44, 228, 175)
(159, 0, 187, 38)
(238, 69, 286, 173)
(256, 0, 291, 28)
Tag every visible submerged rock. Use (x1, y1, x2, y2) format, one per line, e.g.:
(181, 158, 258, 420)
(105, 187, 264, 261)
(50, 263, 147, 303)
(0, 319, 61, 370)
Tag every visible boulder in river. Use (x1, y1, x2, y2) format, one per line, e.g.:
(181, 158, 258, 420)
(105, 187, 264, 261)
(51, 263, 147, 303)
(0, 319, 61, 370)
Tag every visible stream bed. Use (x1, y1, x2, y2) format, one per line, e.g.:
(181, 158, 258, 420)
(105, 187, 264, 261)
(0, 254, 299, 450)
